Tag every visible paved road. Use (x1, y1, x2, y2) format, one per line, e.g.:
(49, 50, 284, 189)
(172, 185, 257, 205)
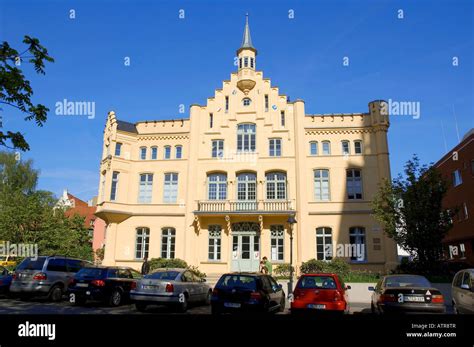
(0, 295, 376, 315)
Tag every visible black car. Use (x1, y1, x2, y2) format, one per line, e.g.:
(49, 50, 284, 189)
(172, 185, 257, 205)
(369, 274, 446, 314)
(211, 272, 285, 314)
(68, 266, 142, 306)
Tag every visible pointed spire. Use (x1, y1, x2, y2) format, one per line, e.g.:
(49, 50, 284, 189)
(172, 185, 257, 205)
(237, 13, 257, 55)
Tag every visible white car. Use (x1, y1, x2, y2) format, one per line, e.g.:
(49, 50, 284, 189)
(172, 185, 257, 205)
(452, 269, 474, 314)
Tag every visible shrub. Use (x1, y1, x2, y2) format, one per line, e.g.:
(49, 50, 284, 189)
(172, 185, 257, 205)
(274, 263, 294, 278)
(187, 265, 206, 280)
(148, 258, 188, 271)
(300, 258, 350, 278)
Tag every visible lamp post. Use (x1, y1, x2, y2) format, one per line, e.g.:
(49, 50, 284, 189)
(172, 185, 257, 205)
(287, 215, 297, 296)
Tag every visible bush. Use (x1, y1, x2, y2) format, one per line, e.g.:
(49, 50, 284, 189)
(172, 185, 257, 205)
(148, 258, 188, 271)
(300, 258, 350, 278)
(147, 258, 206, 280)
(274, 263, 294, 278)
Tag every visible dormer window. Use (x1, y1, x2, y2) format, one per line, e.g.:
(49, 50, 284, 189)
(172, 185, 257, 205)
(243, 98, 251, 106)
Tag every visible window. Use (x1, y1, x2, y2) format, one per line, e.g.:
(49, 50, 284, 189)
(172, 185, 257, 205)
(243, 98, 251, 107)
(322, 141, 331, 155)
(163, 173, 178, 203)
(237, 173, 257, 201)
(453, 169, 462, 187)
(209, 113, 214, 128)
(264, 95, 269, 112)
(110, 171, 119, 201)
(237, 123, 256, 152)
(225, 96, 229, 113)
(239, 58, 242, 69)
(354, 140, 362, 154)
(463, 202, 469, 220)
(164, 146, 171, 160)
(115, 142, 122, 156)
(212, 140, 224, 158)
(138, 173, 153, 203)
(250, 57, 254, 68)
(208, 174, 227, 200)
(347, 169, 363, 200)
(46, 259, 67, 272)
(151, 146, 158, 160)
(270, 225, 284, 261)
(316, 227, 332, 261)
(135, 227, 150, 259)
(139, 147, 147, 160)
(266, 172, 286, 200)
(349, 227, 366, 262)
(280, 111, 285, 127)
(269, 138, 281, 157)
(208, 225, 222, 261)
(310, 141, 318, 156)
(161, 227, 176, 259)
(314, 169, 330, 201)
(244, 57, 248, 67)
(342, 140, 350, 155)
(175, 145, 182, 159)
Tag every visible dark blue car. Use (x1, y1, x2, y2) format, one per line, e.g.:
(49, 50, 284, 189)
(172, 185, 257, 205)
(0, 266, 13, 295)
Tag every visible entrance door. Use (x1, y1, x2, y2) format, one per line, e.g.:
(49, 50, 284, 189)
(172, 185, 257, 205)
(231, 222, 260, 272)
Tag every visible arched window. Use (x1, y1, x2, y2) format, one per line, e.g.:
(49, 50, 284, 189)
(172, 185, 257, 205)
(322, 141, 331, 155)
(316, 227, 332, 261)
(161, 227, 176, 259)
(151, 146, 158, 160)
(139, 146, 147, 160)
(175, 145, 182, 159)
(237, 123, 256, 152)
(310, 141, 318, 156)
(237, 173, 257, 201)
(208, 173, 227, 200)
(164, 146, 171, 159)
(341, 140, 350, 155)
(266, 172, 287, 200)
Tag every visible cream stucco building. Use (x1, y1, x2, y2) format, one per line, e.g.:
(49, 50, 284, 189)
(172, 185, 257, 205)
(96, 16, 398, 275)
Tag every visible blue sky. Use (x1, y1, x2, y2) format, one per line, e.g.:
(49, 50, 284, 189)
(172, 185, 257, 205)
(1, 0, 473, 201)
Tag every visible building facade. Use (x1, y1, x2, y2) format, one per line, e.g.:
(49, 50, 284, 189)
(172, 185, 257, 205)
(96, 17, 398, 275)
(435, 129, 474, 266)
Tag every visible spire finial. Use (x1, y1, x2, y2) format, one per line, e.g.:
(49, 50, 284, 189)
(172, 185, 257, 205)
(237, 13, 257, 55)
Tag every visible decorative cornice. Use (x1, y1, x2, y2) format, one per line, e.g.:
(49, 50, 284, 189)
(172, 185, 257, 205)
(138, 135, 190, 141)
(305, 128, 376, 135)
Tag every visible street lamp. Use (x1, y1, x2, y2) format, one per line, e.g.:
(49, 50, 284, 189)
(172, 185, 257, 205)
(287, 214, 297, 296)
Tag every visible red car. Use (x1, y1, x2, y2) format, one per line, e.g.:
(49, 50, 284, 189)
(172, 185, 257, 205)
(291, 273, 350, 314)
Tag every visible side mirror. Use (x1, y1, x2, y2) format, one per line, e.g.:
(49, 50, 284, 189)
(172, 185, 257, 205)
(460, 284, 471, 290)
(368, 286, 375, 291)
(346, 285, 352, 290)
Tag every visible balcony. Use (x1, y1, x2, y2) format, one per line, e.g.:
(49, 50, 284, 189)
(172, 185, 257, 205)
(195, 200, 295, 215)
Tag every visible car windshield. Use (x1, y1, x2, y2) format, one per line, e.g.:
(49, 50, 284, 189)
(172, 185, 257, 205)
(76, 268, 105, 278)
(145, 271, 180, 280)
(385, 276, 431, 288)
(297, 276, 337, 289)
(217, 275, 257, 290)
(16, 257, 46, 271)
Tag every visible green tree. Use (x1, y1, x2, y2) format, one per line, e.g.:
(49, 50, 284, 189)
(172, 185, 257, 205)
(0, 36, 54, 151)
(372, 155, 454, 271)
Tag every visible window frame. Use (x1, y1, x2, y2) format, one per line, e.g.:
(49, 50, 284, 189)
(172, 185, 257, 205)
(208, 173, 227, 200)
(208, 225, 222, 261)
(269, 138, 282, 157)
(163, 172, 179, 203)
(139, 146, 147, 160)
(115, 142, 122, 156)
(161, 227, 176, 259)
(266, 172, 287, 200)
(110, 171, 119, 201)
(270, 225, 285, 262)
(316, 227, 333, 261)
(135, 227, 150, 260)
(310, 141, 318, 156)
(347, 169, 363, 200)
(237, 123, 256, 152)
(138, 173, 154, 204)
(175, 145, 182, 159)
(314, 169, 330, 201)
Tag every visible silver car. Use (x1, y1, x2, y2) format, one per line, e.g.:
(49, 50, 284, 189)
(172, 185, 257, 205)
(452, 269, 474, 314)
(10, 256, 91, 301)
(131, 268, 211, 312)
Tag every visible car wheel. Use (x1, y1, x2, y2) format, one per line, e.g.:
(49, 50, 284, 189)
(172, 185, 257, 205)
(135, 303, 147, 312)
(48, 285, 63, 302)
(177, 293, 188, 313)
(109, 290, 122, 307)
(204, 290, 211, 305)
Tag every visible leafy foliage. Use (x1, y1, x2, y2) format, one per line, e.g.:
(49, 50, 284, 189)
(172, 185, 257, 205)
(372, 155, 454, 272)
(273, 263, 294, 278)
(0, 36, 54, 150)
(300, 258, 350, 278)
(148, 258, 206, 279)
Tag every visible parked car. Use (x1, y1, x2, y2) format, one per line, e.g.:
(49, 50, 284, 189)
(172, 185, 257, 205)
(68, 266, 142, 306)
(291, 273, 350, 314)
(0, 266, 12, 295)
(369, 274, 446, 314)
(211, 272, 285, 314)
(9, 256, 91, 301)
(451, 269, 474, 314)
(0, 255, 17, 268)
(131, 268, 211, 312)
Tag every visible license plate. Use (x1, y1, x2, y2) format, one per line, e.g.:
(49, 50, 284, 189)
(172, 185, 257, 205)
(224, 302, 241, 308)
(143, 285, 156, 290)
(404, 296, 425, 302)
(308, 304, 326, 309)
(76, 283, 88, 288)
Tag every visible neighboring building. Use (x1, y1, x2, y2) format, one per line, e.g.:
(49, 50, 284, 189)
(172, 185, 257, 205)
(435, 129, 474, 265)
(95, 16, 398, 274)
